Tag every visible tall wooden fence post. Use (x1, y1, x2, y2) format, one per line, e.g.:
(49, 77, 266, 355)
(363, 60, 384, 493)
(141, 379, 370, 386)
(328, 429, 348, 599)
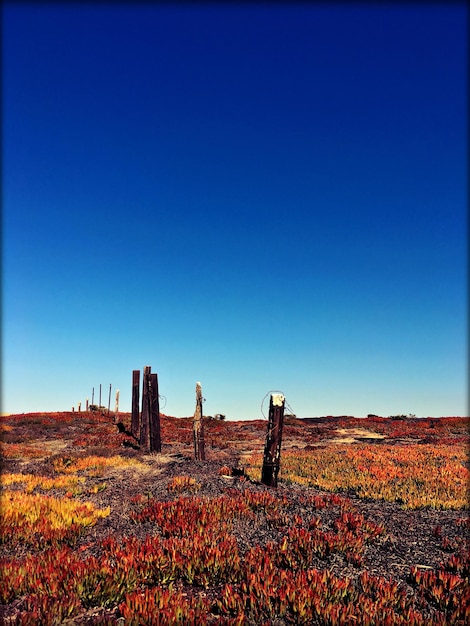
(131, 370, 140, 438)
(149, 373, 161, 453)
(140, 366, 151, 448)
(115, 389, 120, 414)
(193, 381, 205, 461)
(261, 393, 286, 487)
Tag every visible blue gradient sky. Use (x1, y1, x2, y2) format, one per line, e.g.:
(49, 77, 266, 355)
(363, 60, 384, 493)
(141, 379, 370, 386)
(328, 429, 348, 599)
(3, 2, 467, 418)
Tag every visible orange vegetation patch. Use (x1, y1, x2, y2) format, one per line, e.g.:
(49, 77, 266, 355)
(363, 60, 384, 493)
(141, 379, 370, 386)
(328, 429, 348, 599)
(0, 491, 110, 547)
(244, 443, 469, 510)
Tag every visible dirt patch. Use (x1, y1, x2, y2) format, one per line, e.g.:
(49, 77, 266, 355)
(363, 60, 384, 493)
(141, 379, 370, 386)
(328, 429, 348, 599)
(332, 428, 386, 444)
(40, 439, 70, 452)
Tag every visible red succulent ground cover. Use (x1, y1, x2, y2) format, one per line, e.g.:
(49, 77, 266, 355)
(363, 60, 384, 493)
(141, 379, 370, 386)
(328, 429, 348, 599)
(0, 411, 469, 625)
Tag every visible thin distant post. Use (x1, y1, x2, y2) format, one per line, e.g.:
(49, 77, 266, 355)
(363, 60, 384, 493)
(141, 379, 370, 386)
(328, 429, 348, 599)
(140, 366, 151, 448)
(99, 384, 102, 409)
(131, 370, 140, 438)
(108, 384, 112, 415)
(261, 393, 286, 487)
(92, 387, 95, 405)
(149, 373, 161, 453)
(193, 382, 205, 461)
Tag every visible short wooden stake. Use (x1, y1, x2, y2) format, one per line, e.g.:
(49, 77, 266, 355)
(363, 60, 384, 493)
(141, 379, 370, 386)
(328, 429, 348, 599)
(193, 381, 205, 461)
(261, 393, 286, 487)
(131, 370, 140, 438)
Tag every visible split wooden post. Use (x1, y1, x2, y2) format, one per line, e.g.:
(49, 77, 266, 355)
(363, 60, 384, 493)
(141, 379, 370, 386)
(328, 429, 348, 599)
(140, 366, 151, 448)
(131, 370, 140, 438)
(149, 373, 161, 453)
(193, 381, 205, 461)
(261, 393, 286, 487)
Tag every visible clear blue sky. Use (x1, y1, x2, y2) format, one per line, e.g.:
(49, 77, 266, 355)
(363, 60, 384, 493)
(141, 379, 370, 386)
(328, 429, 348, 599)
(2, 2, 468, 419)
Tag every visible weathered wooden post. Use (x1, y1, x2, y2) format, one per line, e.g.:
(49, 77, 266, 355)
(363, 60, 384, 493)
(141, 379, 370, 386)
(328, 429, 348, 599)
(140, 366, 151, 448)
(86, 398, 89, 411)
(149, 373, 161, 453)
(261, 393, 286, 487)
(131, 370, 140, 437)
(78, 402, 81, 412)
(193, 381, 205, 461)
(115, 389, 120, 414)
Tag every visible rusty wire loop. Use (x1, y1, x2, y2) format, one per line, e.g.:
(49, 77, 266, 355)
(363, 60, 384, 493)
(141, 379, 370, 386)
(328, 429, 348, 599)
(260, 391, 296, 418)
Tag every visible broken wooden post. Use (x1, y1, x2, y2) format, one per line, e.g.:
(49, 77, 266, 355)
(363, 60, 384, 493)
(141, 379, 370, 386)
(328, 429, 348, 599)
(140, 366, 151, 448)
(261, 393, 286, 487)
(131, 370, 140, 438)
(78, 402, 81, 412)
(86, 398, 89, 411)
(149, 373, 161, 453)
(193, 381, 205, 461)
